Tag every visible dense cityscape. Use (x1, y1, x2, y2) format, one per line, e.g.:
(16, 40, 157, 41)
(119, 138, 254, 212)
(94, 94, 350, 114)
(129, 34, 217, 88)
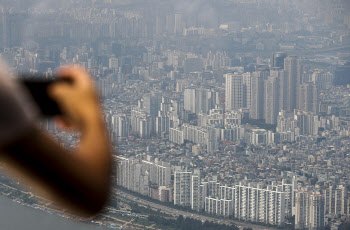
(0, 0, 350, 229)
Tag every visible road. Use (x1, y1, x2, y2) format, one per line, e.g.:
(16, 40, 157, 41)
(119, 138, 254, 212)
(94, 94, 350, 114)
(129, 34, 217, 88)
(0, 181, 278, 230)
(114, 189, 278, 230)
(0, 182, 157, 230)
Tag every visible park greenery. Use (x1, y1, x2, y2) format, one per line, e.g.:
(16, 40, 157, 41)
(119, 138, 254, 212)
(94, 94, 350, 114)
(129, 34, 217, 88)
(148, 215, 239, 230)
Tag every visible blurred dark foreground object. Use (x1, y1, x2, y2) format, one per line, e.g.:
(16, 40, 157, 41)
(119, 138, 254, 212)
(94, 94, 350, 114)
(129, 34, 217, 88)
(19, 75, 72, 116)
(0, 66, 112, 217)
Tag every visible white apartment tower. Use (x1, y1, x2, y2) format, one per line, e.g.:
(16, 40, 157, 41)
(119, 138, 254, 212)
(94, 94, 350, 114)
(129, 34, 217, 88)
(264, 76, 280, 124)
(225, 73, 244, 111)
(184, 88, 213, 114)
(277, 179, 297, 217)
(324, 185, 348, 216)
(234, 184, 286, 226)
(141, 160, 171, 187)
(199, 182, 208, 210)
(116, 157, 171, 197)
(205, 197, 233, 217)
(174, 171, 192, 207)
(109, 57, 119, 70)
(191, 174, 201, 211)
(295, 190, 325, 230)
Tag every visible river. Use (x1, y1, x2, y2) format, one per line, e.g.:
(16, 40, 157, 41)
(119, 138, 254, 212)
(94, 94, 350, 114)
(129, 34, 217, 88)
(0, 195, 108, 230)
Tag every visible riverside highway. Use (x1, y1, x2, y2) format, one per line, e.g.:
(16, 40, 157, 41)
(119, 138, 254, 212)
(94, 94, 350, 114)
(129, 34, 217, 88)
(114, 189, 278, 230)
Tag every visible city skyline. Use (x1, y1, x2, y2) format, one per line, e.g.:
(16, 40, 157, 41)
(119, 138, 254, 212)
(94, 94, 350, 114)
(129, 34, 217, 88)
(0, 0, 349, 230)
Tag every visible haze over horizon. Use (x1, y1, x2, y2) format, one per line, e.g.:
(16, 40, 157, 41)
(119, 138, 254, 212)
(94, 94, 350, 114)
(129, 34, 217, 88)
(0, 0, 349, 230)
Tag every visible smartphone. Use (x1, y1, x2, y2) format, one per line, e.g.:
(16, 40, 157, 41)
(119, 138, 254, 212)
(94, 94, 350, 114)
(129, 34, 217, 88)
(19, 75, 72, 117)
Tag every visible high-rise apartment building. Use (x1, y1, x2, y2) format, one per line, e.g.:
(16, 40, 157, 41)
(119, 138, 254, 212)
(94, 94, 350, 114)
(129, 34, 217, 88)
(220, 185, 235, 201)
(277, 179, 297, 217)
(250, 70, 269, 120)
(174, 171, 192, 207)
(174, 13, 184, 35)
(208, 181, 221, 199)
(205, 197, 233, 217)
(205, 51, 232, 70)
(234, 184, 286, 226)
(264, 76, 280, 124)
(141, 160, 171, 187)
(184, 88, 195, 113)
(159, 186, 173, 203)
(109, 57, 119, 70)
(298, 83, 318, 114)
(284, 56, 302, 112)
(111, 115, 130, 138)
(272, 52, 287, 69)
(166, 13, 175, 34)
(199, 182, 208, 210)
(225, 73, 244, 111)
(206, 126, 220, 153)
(295, 191, 325, 230)
(0, 8, 9, 49)
(191, 173, 201, 211)
(116, 157, 171, 197)
(131, 108, 153, 138)
(271, 68, 288, 112)
(116, 158, 149, 196)
(155, 15, 165, 35)
(156, 114, 170, 136)
(139, 117, 152, 138)
(311, 70, 334, 90)
(184, 88, 213, 114)
(182, 123, 208, 147)
(242, 72, 252, 109)
(324, 185, 348, 216)
(294, 110, 319, 136)
(143, 92, 162, 117)
(169, 127, 184, 145)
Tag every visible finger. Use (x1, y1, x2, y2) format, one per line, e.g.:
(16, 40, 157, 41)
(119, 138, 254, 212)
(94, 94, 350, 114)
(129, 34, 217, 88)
(48, 85, 74, 121)
(56, 65, 91, 85)
(54, 117, 77, 131)
(47, 83, 72, 100)
(56, 65, 75, 78)
(55, 117, 72, 129)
